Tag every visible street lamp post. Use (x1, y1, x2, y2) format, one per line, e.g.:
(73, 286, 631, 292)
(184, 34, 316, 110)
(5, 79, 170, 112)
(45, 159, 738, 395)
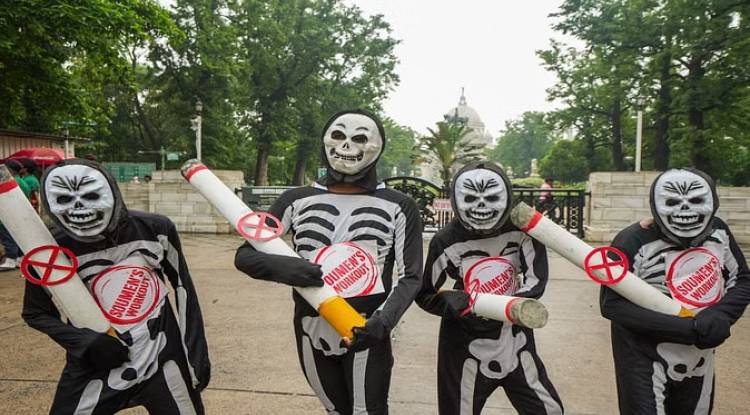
(191, 99, 203, 160)
(635, 97, 645, 172)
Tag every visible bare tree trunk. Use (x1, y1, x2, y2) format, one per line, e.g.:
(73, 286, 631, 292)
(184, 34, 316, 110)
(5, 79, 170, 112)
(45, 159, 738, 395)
(292, 154, 307, 185)
(611, 98, 625, 171)
(654, 36, 673, 171)
(254, 144, 270, 186)
(686, 56, 709, 171)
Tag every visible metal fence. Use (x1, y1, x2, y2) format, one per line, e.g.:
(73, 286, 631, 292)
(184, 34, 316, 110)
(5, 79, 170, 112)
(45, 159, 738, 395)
(239, 178, 588, 238)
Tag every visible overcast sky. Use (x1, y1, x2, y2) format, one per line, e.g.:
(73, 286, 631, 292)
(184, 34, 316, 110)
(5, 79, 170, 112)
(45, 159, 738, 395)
(348, 0, 568, 135)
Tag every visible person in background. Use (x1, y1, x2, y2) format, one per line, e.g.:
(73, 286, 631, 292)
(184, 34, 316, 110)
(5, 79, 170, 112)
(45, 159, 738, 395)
(0, 160, 30, 271)
(539, 177, 553, 203)
(18, 158, 40, 210)
(144, 175, 153, 183)
(131, 175, 141, 184)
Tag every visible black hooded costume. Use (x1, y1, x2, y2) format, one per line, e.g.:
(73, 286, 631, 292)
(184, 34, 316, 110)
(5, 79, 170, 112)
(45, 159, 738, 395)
(416, 161, 563, 415)
(601, 168, 750, 414)
(234, 109, 423, 414)
(22, 159, 210, 414)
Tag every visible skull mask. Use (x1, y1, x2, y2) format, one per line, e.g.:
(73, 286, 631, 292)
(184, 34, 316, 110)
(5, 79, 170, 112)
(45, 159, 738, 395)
(323, 113, 383, 176)
(44, 165, 115, 238)
(452, 165, 510, 234)
(652, 169, 716, 242)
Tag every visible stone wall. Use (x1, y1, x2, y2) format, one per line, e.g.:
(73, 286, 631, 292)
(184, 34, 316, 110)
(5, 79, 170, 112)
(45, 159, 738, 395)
(119, 169, 245, 234)
(586, 172, 750, 244)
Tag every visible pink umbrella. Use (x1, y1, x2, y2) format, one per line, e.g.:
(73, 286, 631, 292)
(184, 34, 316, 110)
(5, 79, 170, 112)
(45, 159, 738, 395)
(5, 148, 66, 166)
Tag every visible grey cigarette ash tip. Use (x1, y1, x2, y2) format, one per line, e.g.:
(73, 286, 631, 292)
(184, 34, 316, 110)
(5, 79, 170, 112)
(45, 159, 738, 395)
(181, 159, 203, 178)
(0, 165, 12, 182)
(510, 202, 537, 229)
(510, 298, 549, 329)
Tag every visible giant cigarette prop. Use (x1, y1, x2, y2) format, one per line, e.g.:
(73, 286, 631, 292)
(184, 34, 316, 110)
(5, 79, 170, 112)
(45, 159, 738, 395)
(455, 289, 548, 329)
(474, 293, 548, 328)
(181, 160, 366, 338)
(0, 166, 112, 333)
(510, 202, 693, 317)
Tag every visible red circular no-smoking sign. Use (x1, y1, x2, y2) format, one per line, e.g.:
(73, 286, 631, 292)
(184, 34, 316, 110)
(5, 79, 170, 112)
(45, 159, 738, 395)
(667, 247, 723, 309)
(314, 242, 379, 298)
(20, 245, 78, 286)
(90, 265, 163, 325)
(236, 212, 284, 242)
(584, 247, 629, 285)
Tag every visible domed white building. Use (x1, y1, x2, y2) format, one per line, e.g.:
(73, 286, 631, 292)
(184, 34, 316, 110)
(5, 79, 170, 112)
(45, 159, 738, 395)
(418, 89, 495, 185)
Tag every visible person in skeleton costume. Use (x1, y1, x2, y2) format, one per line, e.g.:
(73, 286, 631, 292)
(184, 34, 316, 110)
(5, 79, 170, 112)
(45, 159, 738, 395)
(601, 168, 750, 414)
(23, 159, 210, 414)
(416, 161, 563, 415)
(234, 109, 423, 414)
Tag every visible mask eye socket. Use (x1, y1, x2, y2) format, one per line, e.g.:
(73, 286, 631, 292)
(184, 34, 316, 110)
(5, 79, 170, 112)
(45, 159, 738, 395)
(464, 195, 477, 203)
(331, 130, 346, 140)
(688, 197, 704, 204)
(351, 134, 368, 144)
(57, 195, 73, 204)
(485, 195, 500, 202)
(82, 192, 100, 201)
(665, 198, 681, 207)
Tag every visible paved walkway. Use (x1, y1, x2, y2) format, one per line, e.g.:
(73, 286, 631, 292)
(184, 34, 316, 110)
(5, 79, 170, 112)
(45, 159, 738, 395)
(0, 234, 748, 414)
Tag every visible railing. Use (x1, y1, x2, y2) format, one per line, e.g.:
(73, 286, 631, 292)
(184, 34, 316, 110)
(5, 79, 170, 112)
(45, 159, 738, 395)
(238, 180, 588, 238)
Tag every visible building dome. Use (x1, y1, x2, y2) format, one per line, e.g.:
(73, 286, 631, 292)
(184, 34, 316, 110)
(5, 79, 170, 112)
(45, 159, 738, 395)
(444, 91, 486, 131)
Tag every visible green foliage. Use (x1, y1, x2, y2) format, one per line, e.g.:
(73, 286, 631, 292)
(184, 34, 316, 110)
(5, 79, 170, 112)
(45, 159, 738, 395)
(540, 0, 750, 185)
(511, 177, 544, 188)
(0, 0, 398, 187)
(415, 121, 480, 186)
(0, 0, 177, 131)
(486, 112, 556, 177)
(539, 140, 590, 183)
(377, 118, 418, 179)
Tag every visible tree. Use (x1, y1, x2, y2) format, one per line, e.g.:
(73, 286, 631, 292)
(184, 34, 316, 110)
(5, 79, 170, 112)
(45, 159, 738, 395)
(0, 0, 176, 132)
(486, 112, 556, 177)
(377, 118, 418, 179)
(231, 0, 399, 185)
(415, 121, 479, 187)
(539, 140, 592, 183)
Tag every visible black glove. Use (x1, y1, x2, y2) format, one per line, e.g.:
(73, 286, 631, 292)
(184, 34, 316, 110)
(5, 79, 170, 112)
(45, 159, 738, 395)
(235, 245, 324, 288)
(348, 313, 390, 352)
(694, 308, 731, 349)
(83, 333, 130, 371)
(441, 290, 471, 319)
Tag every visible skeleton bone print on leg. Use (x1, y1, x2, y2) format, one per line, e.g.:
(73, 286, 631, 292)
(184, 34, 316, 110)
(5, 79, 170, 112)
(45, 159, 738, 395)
(44, 165, 115, 237)
(323, 113, 383, 175)
(653, 170, 714, 239)
(302, 316, 348, 357)
(454, 169, 508, 232)
(468, 325, 527, 380)
(656, 343, 714, 382)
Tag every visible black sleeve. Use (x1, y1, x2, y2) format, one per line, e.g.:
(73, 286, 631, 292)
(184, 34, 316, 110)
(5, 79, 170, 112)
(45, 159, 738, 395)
(233, 188, 296, 282)
(599, 223, 696, 344)
(161, 221, 211, 390)
(376, 196, 424, 330)
(515, 234, 548, 299)
(415, 235, 460, 318)
(21, 281, 99, 359)
(706, 220, 750, 324)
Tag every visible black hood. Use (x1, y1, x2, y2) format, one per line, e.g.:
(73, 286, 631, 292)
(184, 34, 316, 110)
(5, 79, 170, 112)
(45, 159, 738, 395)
(317, 109, 386, 191)
(450, 160, 513, 236)
(649, 167, 719, 248)
(41, 159, 128, 243)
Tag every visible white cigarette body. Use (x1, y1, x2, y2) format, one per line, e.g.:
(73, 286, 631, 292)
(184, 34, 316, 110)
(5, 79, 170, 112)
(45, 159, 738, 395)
(181, 160, 365, 337)
(472, 293, 548, 329)
(0, 166, 111, 332)
(510, 202, 692, 317)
